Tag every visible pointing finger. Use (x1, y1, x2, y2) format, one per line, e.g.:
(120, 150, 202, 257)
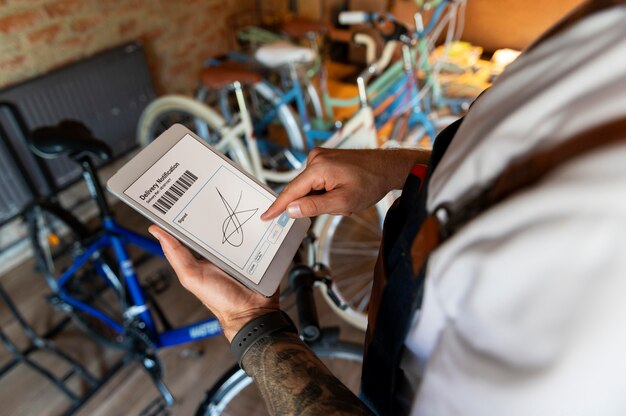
(262, 169, 325, 220)
(284, 189, 351, 218)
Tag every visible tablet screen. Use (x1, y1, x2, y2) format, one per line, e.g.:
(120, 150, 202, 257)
(124, 134, 295, 284)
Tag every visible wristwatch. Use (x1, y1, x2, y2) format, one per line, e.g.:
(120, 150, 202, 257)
(230, 310, 298, 368)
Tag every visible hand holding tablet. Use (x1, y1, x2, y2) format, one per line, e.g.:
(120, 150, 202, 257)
(107, 124, 310, 297)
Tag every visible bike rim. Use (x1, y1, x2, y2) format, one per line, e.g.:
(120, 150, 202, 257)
(316, 208, 383, 331)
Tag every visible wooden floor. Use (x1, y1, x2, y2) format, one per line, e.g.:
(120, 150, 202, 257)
(0, 202, 365, 416)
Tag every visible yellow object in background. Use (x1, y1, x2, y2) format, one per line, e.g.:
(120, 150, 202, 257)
(430, 41, 522, 99)
(431, 41, 484, 73)
(491, 48, 522, 75)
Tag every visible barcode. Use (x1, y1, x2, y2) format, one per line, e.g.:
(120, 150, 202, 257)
(152, 170, 198, 214)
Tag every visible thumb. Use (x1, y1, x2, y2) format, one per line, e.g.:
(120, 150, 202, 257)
(148, 225, 199, 277)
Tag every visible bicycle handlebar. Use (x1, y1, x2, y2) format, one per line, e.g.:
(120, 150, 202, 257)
(355, 40, 399, 107)
(353, 33, 377, 65)
(339, 11, 410, 43)
(373, 40, 399, 74)
(340, 0, 453, 42)
(338, 11, 371, 25)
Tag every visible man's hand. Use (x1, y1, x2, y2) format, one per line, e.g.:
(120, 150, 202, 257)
(148, 225, 278, 342)
(262, 147, 430, 220)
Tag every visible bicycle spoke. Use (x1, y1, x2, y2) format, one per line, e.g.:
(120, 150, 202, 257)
(347, 282, 373, 310)
(330, 240, 381, 249)
(342, 213, 381, 236)
(330, 259, 374, 280)
(356, 284, 373, 312)
(335, 271, 374, 289)
(331, 247, 380, 256)
(342, 274, 372, 297)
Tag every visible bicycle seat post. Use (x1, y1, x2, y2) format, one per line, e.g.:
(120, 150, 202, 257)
(75, 154, 114, 220)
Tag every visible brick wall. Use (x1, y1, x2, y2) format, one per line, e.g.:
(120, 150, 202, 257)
(0, 0, 255, 94)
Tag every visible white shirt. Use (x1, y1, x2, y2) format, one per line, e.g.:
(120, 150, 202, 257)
(406, 6, 626, 415)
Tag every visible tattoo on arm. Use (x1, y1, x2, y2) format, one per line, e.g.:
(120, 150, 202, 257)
(241, 331, 373, 416)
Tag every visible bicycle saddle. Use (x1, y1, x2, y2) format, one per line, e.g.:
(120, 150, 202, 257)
(29, 120, 112, 161)
(200, 61, 262, 90)
(255, 41, 318, 69)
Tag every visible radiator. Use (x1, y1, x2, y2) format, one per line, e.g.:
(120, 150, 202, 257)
(0, 41, 156, 226)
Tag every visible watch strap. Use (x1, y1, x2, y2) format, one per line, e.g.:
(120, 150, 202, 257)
(230, 310, 298, 368)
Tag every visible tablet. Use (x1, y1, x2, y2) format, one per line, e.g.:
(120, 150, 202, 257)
(107, 124, 310, 297)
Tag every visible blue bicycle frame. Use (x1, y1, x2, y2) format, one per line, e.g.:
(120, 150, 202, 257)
(254, 64, 430, 148)
(55, 217, 222, 349)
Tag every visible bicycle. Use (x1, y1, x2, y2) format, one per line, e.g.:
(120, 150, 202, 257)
(336, 0, 470, 140)
(138, 73, 394, 331)
(222, 17, 333, 131)
(200, 0, 466, 154)
(195, 236, 363, 416)
(7, 104, 228, 406)
(198, 25, 404, 151)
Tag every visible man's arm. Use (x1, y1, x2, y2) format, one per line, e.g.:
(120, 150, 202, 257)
(242, 331, 373, 415)
(149, 148, 429, 415)
(262, 147, 431, 220)
(149, 226, 373, 415)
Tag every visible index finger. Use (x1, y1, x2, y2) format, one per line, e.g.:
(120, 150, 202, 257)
(261, 169, 324, 220)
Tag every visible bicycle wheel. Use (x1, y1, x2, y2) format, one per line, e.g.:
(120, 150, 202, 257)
(26, 202, 129, 349)
(250, 81, 307, 152)
(196, 341, 363, 416)
(313, 202, 391, 331)
(137, 95, 253, 173)
(138, 95, 225, 146)
(304, 81, 325, 122)
(196, 81, 307, 155)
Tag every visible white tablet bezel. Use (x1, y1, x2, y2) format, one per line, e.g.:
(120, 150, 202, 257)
(106, 124, 310, 297)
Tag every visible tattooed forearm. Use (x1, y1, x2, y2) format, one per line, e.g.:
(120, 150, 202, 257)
(241, 331, 373, 416)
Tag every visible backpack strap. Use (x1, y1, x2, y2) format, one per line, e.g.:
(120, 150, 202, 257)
(411, 115, 626, 275)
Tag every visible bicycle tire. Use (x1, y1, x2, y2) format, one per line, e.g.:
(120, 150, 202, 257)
(195, 341, 363, 416)
(304, 81, 325, 122)
(26, 202, 129, 349)
(313, 200, 393, 331)
(137, 95, 253, 173)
